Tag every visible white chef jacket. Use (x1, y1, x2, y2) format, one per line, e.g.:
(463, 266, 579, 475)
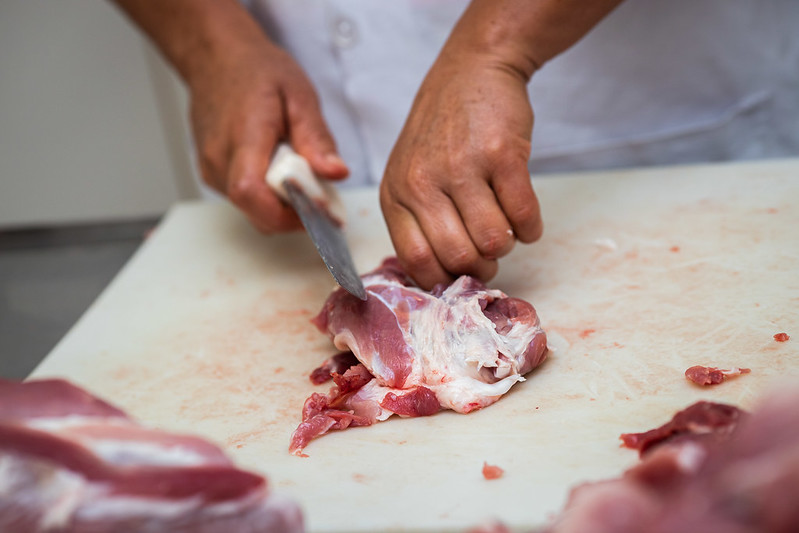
(242, 0, 799, 186)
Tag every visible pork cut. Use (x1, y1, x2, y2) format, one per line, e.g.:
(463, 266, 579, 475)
(0, 378, 303, 533)
(542, 390, 799, 533)
(290, 257, 548, 454)
(619, 400, 746, 455)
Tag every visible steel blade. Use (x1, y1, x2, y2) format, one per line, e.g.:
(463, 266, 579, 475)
(284, 181, 367, 300)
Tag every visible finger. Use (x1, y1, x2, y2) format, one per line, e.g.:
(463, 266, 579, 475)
(226, 144, 303, 233)
(380, 195, 452, 290)
(193, 131, 228, 194)
(411, 189, 498, 283)
(197, 156, 225, 195)
(284, 88, 349, 181)
(447, 177, 515, 260)
(491, 160, 543, 243)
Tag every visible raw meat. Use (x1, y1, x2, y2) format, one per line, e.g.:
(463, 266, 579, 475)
(543, 390, 799, 533)
(482, 462, 505, 480)
(620, 400, 746, 456)
(684, 365, 750, 386)
(308, 351, 359, 385)
(0, 378, 303, 533)
(291, 257, 548, 454)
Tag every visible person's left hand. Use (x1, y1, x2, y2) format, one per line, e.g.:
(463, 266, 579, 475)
(380, 52, 543, 290)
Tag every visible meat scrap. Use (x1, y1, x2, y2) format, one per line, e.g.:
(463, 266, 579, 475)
(290, 257, 548, 455)
(774, 332, 790, 342)
(0, 378, 303, 533)
(308, 351, 359, 385)
(619, 400, 746, 456)
(482, 462, 505, 480)
(684, 365, 750, 386)
(540, 391, 799, 533)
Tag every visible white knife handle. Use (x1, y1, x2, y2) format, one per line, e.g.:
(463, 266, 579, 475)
(265, 143, 346, 226)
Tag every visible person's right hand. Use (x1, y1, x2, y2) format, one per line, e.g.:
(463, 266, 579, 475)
(187, 35, 349, 234)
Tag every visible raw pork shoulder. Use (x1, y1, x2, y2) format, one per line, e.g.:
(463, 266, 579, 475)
(0, 378, 303, 533)
(291, 257, 548, 454)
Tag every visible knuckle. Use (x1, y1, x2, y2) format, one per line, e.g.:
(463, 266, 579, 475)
(444, 247, 479, 275)
(482, 136, 508, 160)
(402, 244, 437, 273)
(482, 137, 530, 171)
(405, 163, 430, 189)
(404, 165, 436, 203)
(226, 176, 257, 206)
(478, 229, 514, 259)
(509, 201, 537, 224)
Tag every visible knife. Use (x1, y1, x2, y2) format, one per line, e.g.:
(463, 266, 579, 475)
(265, 143, 367, 301)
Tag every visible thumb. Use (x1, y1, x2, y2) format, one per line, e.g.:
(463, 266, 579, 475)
(285, 92, 349, 182)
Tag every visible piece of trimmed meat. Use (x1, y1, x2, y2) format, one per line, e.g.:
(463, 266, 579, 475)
(482, 462, 505, 480)
(291, 257, 548, 454)
(684, 365, 750, 386)
(543, 390, 799, 533)
(620, 400, 746, 456)
(0, 378, 303, 533)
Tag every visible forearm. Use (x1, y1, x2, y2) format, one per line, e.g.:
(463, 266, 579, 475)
(444, 0, 624, 80)
(111, 0, 274, 85)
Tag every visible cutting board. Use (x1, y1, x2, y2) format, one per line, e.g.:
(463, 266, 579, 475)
(31, 159, 799, 532)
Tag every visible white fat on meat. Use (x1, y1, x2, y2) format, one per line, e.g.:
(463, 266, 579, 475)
(0, 378, 304, 532)
(292, 258, 548, 454)
(337, 265, 547, 413)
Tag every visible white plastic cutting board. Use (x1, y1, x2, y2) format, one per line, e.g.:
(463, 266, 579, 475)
(31, 159, 799, 532)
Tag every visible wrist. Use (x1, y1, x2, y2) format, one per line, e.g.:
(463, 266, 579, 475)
(169, 2, 274, 88)
(444, 0, 624, 81)
(113, 0, 275, 87)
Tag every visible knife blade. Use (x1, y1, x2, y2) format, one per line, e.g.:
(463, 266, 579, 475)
(266, 144, 367, 301)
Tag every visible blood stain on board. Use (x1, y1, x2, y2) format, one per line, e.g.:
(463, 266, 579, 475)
(670, 246, 681, 253)
(774, 332, 790, 342)
(226, 421, 278, 449)
(579, 329, 596, 339)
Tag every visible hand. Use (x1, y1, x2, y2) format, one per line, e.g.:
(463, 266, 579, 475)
(188, 37, 348, 234)
(380, 53, 543, 290)
(112, 0, 348, 233)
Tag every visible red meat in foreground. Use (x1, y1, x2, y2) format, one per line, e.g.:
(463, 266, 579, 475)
(290, 257, 548, 455)
(0, 378, 303, 533)
(542, 390, 799, 533)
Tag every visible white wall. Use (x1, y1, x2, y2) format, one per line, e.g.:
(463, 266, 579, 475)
(0, 0, 198, 228)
